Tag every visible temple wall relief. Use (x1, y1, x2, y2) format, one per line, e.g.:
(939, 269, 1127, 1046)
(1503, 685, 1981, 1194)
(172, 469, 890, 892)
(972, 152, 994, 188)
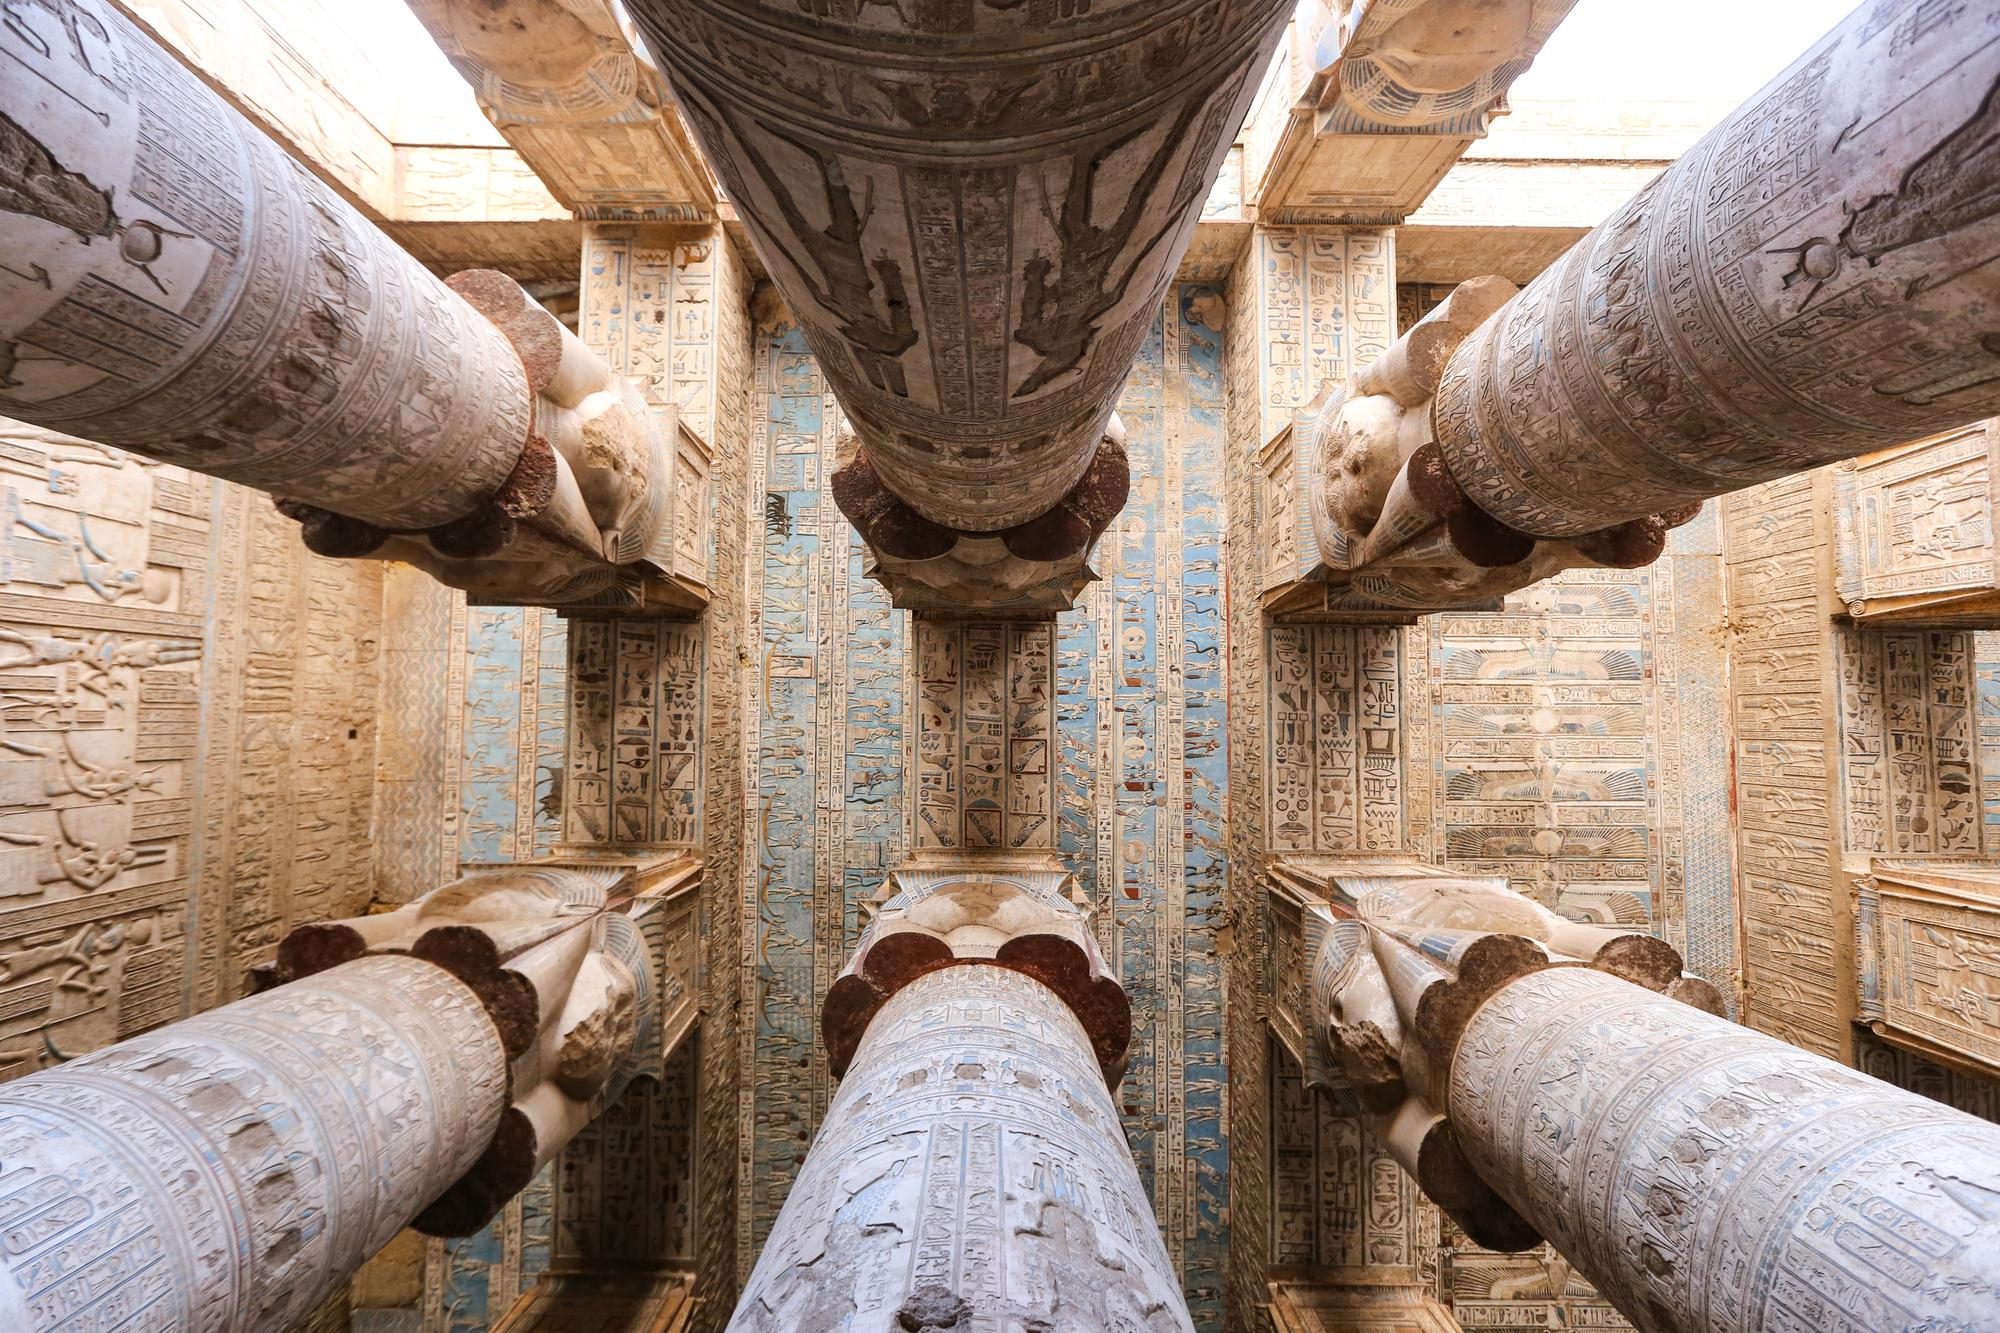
(0, 419, 381, 1067)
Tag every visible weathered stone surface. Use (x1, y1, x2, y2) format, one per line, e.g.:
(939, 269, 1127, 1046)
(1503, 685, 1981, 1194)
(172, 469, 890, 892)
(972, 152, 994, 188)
(631, 0, 1289, 552)
(1833, 421, 2000, 626)
(1450, 966, 2000, 1333)
(408, 0, 715, 217)
(0, 1, 529, 529)
(1432, 3, 2000, 538)
(1252, 0, 1581, 225)
(0, 955, 507, 1332)
(730, 965, 1192, 1333)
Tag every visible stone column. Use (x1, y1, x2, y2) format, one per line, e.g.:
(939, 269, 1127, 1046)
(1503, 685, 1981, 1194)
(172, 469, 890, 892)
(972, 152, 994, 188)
(1446, 966, 2000, 1333)
(1293, 867, 2000, 1332)
(0, 3, 698, 608)
(631, 0, 1289, 603)
(0, 0, 528, 528)
(1427, 0, 2000, 538)
(0, 955, 508, 1332)
(730, 964, 1191, 1333)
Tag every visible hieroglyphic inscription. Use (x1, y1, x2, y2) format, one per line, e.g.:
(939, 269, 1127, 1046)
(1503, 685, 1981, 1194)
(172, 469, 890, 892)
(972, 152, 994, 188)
(1834, 424, 2000, 623)
(0, 955, 506, 1332)
(1246, 230, 1397, 452)
(731, 966, 1193, 1331)
(564, 620, 703, 847)
(1451, 967, 2000, 1333)
(1725, 476, 1847, 1058)
(0, 418, 379, 1054)
(1837, 630, 1984, 855)
(912, 621, 1055, 851)
(1266, 626, 1404, 853)
(1432, 3, 2000, 536)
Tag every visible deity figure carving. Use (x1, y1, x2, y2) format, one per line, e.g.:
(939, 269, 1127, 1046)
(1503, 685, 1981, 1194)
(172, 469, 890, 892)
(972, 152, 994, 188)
(1283, 862, 2000, 1332)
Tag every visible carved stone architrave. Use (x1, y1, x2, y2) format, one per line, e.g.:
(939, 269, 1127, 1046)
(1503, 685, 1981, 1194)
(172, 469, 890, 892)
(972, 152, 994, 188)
(491, 1273, 696, 1332)
(1268, 1268, 1463, 1333)
(1255, 0, 1582, 225)
(1855, 859, 2000, 1079)
(1834, 421, 2000, 627)
(405, 0, 716, 218)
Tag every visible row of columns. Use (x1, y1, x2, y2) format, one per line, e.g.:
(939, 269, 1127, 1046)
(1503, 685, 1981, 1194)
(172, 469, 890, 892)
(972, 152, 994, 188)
(0, 0, 689, 608)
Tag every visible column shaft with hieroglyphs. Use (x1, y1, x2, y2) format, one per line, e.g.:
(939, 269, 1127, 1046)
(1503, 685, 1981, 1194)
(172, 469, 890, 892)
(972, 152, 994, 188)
(1449, 966, 2000, 1333)
(0, 0, 528, 528)
(0, 955, 507, 1332)
(0, 1, 704, 610)
(735, 869, 1176, 1329)
(1427, 1, 2000, 540)
(630, 0, 1289, 609)
(1286, 866, 2000, 1332)
(733, 965, 1188, 1332)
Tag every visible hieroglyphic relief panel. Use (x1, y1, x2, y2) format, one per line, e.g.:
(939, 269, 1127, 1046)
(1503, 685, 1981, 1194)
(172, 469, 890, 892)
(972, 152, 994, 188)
(1834, 422, 2000, 625)
(1265, 627, 1405, 854)
(0, 420, 382, 1063)
(1724, 475, 1849, 1059)
(743, 318, 908, 1263)
(1222, 243, 1280, 1333)
(1837, 630, 1985, 856)
(911, 622, 1055, 851)
(1244, 230, 1397, 455)
(1267, 1046, 1431, 1277)
(563, 620, 703, 848)
(1857, 862, 2000, 1077)
(583, 228, 725, 447)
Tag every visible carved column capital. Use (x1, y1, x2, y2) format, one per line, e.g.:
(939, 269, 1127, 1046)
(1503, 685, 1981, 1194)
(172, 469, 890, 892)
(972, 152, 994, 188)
(823, 862, 1131, 1085)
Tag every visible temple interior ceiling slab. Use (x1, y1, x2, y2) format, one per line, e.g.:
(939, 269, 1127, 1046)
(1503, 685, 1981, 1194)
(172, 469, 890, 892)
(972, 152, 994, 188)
(4, 0, 1999, 1331)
